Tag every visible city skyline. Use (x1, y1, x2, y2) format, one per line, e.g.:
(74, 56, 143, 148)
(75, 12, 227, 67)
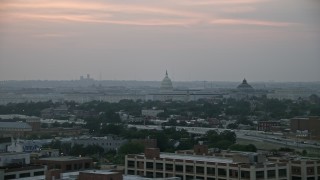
(0, 0, 320, 82)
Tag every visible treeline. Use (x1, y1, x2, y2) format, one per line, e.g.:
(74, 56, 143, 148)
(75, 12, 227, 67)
(1, 95, 320, 121)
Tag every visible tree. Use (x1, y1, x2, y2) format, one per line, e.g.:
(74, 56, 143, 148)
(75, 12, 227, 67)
(205, 130, 220, 143)
(101, 124, 124, 135)
(229, 144, 257, 152)
(220, 130, 236, 144)
(119, 142, 144, 154)
(227, 123, 238, 129)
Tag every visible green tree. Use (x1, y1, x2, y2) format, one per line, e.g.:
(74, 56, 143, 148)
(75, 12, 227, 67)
(119, 142, 144, 154)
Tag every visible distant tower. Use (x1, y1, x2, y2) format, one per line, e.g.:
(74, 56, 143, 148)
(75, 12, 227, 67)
(87, 74, 90, 79)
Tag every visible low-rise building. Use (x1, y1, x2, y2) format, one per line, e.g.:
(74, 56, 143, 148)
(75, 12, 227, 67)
(291, 116, 320, 139)
(257, 121, 280, 132)
(72, 136, 127, 152)
(0, 122, 32, 138)
(0, 114, 41, 132)
(0, 152, 46, 179)
(125, 146, 320, 180)
(142, 109, 164, 117)
(32, 156, 93, 172)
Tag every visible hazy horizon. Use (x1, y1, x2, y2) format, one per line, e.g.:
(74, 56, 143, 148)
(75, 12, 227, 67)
(1, 0, 319, 82)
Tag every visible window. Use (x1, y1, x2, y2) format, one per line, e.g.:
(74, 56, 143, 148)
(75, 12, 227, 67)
(66, 164, 72, 171)
(175, 175, 183, 179)
(146, 171, 153, 178)
(156, 163, 163, 170)
(19, 173, 30, 178)
(196, 176, 204, 180)
(196, 166, 204, 174)
(175, 164, 183, 172)
(307, 167, 315, 175)
(229, 169, 238, 178)
(291, 176, 302, 180)
(186, 165, 194, 173)
(207, 167, 215, 175)
(256, 171, 264, 179)
(156, 172, 163, 178)
(165, 164, 173, 171)
(127, 170, 135, 175)
(85, 163, 90, 168)
(186, 175, 194, 180)
(218, 168, 226, 176)
(4, 174, 16, 179)
(279, 169, 287, 177)
(241, 171, 250, 179)
(34, 171, 44, 176)
(267, 170, 275, 178)
(146, 162, 153, 169)
(292, 166, 301, 175)
(128, 161, 134, 168)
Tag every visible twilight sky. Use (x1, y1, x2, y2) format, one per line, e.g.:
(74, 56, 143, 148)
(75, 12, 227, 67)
(0, 0, 319, 82)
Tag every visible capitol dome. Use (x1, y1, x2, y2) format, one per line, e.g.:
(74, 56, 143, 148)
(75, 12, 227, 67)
(160, 70, 173, 92)
(237, 78, 254, 91)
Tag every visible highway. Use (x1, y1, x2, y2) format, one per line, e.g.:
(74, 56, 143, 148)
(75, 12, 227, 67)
(127, 124, 320, 150)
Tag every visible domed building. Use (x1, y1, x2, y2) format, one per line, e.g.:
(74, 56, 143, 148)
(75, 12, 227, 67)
(237, 78, 254, 92)
(160, 70, 173, 92)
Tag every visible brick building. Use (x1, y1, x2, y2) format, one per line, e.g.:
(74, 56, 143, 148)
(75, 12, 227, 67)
(257, 121, 280, 132)
(33, 156, 93, 172)
(291, 116, 320, 138)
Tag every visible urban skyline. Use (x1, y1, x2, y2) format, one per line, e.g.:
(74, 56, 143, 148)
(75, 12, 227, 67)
(1, 0, 320, 82)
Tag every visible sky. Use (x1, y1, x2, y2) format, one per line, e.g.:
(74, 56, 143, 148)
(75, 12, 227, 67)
(0, 0, 319, 82)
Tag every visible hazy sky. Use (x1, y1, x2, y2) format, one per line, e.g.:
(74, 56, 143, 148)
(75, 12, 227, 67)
(0, 0, 319, 82)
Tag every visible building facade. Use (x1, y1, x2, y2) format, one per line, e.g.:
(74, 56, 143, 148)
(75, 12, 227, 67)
(126, 147, 320, 180)
(291, 116, 320, 139)
(257, 121, 280, 132)
(33, 156, 93, 172)
(72, 136, 127, 152)
(125, 148, 290, 180)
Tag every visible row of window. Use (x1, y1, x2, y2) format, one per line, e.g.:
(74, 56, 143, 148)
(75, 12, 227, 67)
(128, 161, 287, 178)
(4, 171, 44, 180)
(128, 170, 289, 180)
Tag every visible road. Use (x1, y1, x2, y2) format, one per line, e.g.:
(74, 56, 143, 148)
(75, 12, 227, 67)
(127, 124, 320, 150)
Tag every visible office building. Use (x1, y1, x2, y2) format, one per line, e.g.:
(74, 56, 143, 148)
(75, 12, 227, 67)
(291, 116, 320, 138)
(125, 144, 320, 180)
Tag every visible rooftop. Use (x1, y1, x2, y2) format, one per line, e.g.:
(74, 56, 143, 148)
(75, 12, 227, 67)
(38, 156, 92, 162)
(0, 122, 32, 129)
(134, 153, 234, 164)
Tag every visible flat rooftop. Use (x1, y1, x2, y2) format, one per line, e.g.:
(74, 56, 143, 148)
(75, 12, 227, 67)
(39, 156, 92, 161)
(81, 170, 119, 175)
(131, 153, 233, 164)
(0, 152, 29, 156)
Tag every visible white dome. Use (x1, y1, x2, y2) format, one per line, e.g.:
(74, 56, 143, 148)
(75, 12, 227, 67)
(160, 71, 173, 92)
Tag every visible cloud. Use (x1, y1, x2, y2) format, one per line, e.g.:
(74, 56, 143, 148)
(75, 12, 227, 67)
(0, 0, 296, 28)
(176, 0, 268, 5)
(33, 33, 70, 38)
(221, 6, 256, 13)
(211, 19, 298, 27)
